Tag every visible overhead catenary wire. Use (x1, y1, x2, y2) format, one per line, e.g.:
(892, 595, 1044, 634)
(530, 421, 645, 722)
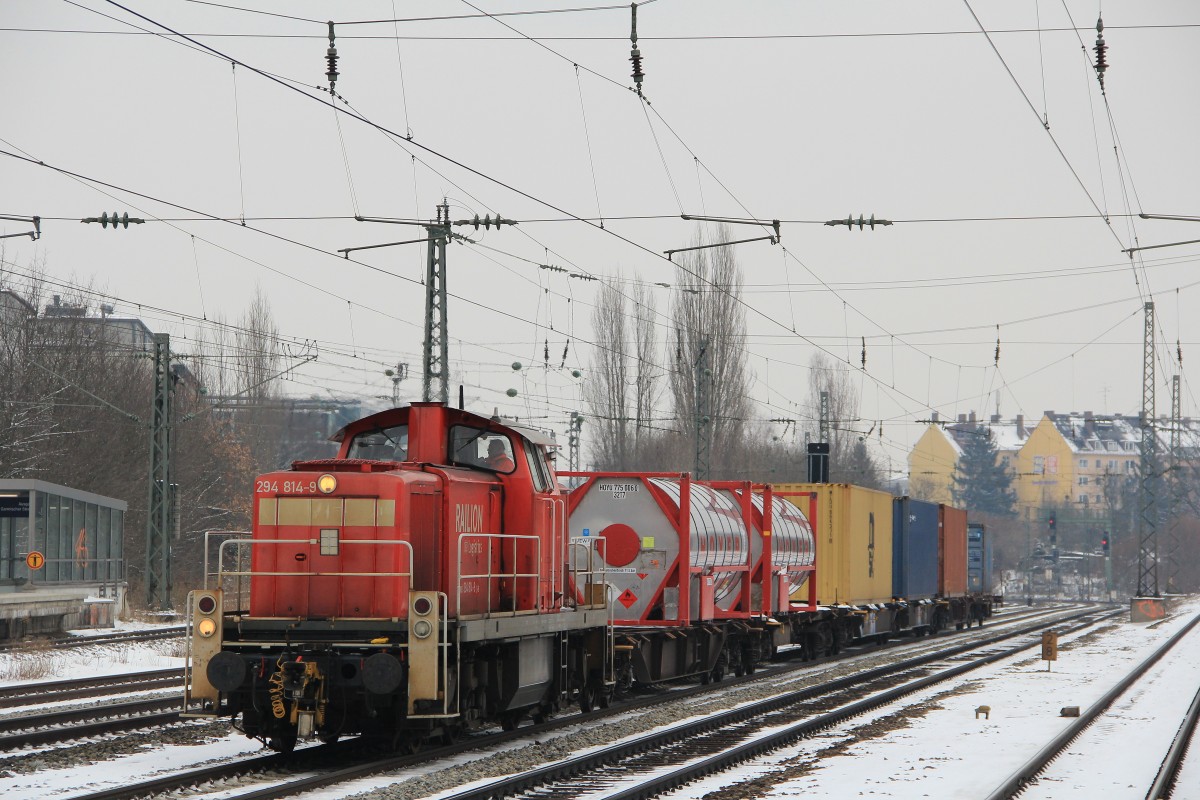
(13, 22, 1200, 41)
(960, 1, 1132, 259)
(11, 4, 1190, 455)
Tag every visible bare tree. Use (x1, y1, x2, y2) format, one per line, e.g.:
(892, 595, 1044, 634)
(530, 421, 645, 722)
(669, 225, 753, 477)
(235, 285, 281, 401)
(584, 281, 631, 469)
(631, 281, 662, 455)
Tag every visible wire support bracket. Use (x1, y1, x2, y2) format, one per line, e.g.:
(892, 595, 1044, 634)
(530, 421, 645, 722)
(0, 214, 40, 241)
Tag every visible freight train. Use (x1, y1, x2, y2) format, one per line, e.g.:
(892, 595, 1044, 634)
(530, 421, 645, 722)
(182, 402, 993, 752)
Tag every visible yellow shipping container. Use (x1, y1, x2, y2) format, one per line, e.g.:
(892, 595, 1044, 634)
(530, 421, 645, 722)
(775, 483, 894, 606)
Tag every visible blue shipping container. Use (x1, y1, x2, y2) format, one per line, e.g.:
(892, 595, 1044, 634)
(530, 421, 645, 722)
(967, 522, 992, 593)
(892, 497, 940, 599)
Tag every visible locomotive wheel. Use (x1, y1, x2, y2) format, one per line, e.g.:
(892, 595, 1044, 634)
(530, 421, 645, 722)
(501, 713, 520, 731)
(269, 734, 297, 754)
(441, 723, 465, 745)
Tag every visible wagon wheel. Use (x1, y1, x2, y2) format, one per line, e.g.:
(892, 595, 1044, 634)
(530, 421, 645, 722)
(579, 684, 597, 713)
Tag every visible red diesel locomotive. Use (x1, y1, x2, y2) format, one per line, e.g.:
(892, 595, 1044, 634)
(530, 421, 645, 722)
(184, 403, 612, 750)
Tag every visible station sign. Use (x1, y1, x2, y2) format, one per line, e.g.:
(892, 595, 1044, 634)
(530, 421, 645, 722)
(0, 493, 30, 518)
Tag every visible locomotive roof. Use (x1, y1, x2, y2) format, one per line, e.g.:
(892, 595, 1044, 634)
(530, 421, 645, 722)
(330, 402, 555, 448)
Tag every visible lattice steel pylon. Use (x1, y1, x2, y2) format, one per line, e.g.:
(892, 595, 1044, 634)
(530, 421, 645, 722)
(1166, 373, 1182, 593)
(1136, 301, 1159, 598)
(422, 203, 451, 404)
(568, 411, 583, 472)
(145, 333, 173, 609)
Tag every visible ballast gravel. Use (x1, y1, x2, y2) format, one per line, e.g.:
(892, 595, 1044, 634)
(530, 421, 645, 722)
(342, 609, 1077, 800)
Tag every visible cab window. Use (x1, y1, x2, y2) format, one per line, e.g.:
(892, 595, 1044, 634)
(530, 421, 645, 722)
(525, 446, 551, 492)
(449, 426, 516, 474)
(348, 424, 408, 461)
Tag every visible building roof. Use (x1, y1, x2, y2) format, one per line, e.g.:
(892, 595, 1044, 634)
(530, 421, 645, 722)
(935, 410, 1200, 460)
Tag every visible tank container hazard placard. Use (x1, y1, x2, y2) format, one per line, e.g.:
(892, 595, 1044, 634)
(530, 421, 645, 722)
(618, 588, 638, 608)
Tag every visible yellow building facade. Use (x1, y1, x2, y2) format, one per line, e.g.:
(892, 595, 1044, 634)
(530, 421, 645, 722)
(907, 424, 959, 505)
(907, 411, 1143, 521)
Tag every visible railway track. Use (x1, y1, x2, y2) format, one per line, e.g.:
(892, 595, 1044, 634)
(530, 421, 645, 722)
(439, 608, 1117, 800)
(1148, 680, 1200, 800)
(0, 669, 185, 750)
(0, 699, 180, 750)
(983, 610, 1200, 800)
(0, 668, 182, 709)
(58, 604, 1100, 800)
(0, 626, 185, 653)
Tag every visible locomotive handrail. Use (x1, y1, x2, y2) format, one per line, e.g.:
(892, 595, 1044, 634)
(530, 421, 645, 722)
(546, 496, 569, 607)
(455, 533, 541, 620)
(567, 538, 610, 610)
(568, 538, 615, 687)
(208, 535, 413, 612)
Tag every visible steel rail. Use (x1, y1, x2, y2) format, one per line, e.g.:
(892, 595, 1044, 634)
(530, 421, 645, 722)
(1146, 670, 1200, 799)
(984, 612, 1200, 800)
(0, 710, 181, 750)
(60, 604, 1087, 800)
(442, 609, 1114, 800)
(0, 626, 185, 652)
(0, 668, 182, 709)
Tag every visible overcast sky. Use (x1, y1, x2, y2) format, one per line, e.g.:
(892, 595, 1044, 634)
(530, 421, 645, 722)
(2, 1, 1198, 473)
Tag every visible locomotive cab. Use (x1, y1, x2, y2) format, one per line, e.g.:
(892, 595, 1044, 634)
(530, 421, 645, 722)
(183, 403, 612, 752)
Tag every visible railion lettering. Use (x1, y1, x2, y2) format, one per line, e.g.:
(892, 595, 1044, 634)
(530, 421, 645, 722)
(455, 503, 485, 534)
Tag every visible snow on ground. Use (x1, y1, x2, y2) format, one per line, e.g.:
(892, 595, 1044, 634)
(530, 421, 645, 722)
(2, 727, 266, 800)
(3, 604, 1198, 800)
(1020, 612, 1200, 800)
(0, 623, 186, 686)
(658, 598, 1200, 800)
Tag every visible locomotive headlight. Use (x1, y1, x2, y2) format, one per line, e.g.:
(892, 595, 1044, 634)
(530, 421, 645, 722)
(412, 619, 433, 639)
(317, 474, 337, 494)
(197, 617, 218, 638)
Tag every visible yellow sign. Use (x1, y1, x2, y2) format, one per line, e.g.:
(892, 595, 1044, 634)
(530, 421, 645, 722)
(1041, 630, 1059, 662)
(25, 551, 45, 570)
